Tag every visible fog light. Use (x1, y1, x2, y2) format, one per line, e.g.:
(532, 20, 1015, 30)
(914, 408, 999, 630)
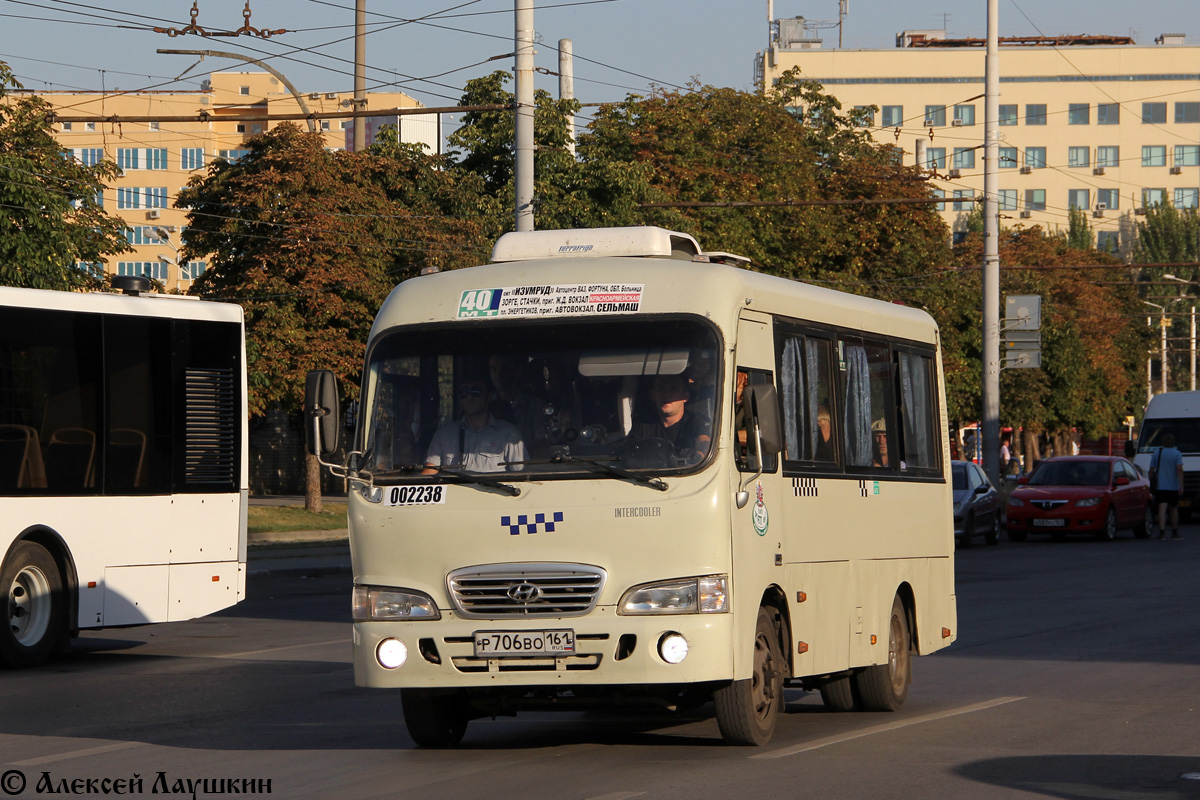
(658, 633, 688, 664)
(376, 637, 408, 669)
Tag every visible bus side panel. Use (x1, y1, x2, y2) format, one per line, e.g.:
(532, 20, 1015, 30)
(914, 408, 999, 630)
(165, 494, 242, 563)
(167, 561, 242, 622)
(104, 565, 169, 626)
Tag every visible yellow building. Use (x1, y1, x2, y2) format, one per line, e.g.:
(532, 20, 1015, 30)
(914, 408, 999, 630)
(28, 71, 436, 292)
(759, 24, 1200, 253)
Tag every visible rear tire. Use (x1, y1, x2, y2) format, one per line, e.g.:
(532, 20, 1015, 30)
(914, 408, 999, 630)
(852, 595, 910, 712)
(959, 514, 974, 549)
(1134, 505, 1153, 539)
(714, 606, 784, 745)
(2, 540, 64, 669)
(818, 674, 859, 712)
(401, 689, 469, 747)
(984, 515, 1000, 546)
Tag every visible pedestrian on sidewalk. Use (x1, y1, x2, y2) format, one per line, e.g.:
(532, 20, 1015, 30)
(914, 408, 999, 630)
(1149, 434, 1184, 540)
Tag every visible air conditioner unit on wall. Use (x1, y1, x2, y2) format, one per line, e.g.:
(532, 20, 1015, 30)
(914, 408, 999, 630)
(1170, 166, 1183, 174)
(1019, 166, 1033, 174)
(1135, 207, 1147, 216)
(947, 168, 962, 179)
(146, 209, 160, 220)
(1093, 167, 1106, 175)
(1020, 210, 1032, 218)
(1093, 210, 1105, 218)
(951, 118, 964, 127)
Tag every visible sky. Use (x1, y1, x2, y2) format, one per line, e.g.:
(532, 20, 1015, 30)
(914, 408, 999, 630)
(1, 0, 1196, 115)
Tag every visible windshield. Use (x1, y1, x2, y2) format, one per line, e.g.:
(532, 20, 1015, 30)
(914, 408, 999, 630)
(1028, 460, 1110, 487)
(1138, 418, 1200, 454)
(360, 317, 720, 480)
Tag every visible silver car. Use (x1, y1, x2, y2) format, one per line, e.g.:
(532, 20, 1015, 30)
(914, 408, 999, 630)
(952, 460, 1001, 547)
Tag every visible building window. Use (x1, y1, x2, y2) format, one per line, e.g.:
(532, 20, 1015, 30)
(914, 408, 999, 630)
(1175, 188, 1200, 209)
(320, 120, 331, 131)
(146, 149, 167, 170)
(236, 124, 246, 133)
(953, 104, 975, 126)
(340, 121, 350, 130)
(1175, 103, 1200, 124)
(1025, 147, 1047, 169)
(116, 187, 140, 209)
(239, 86, 250, 96)
(1142, 145, 1167, 167)
(1025, 189, 1046, 211)
(1143, 103, 1167, 124)
(62, 122, 72, 131)
(123, 225, 167, 246)
(145, 188, 168, 209)
(932, 188, 945, 212)
(74, 148, 104, 167)
(1096, 146, 1120, 168)
(1143, 188, 1166, 208)
(953, 148, 975, 169)
(952, 231, 968, 245)
(180, 148, 205, 170)
(952, 190, 973, 211)
(251, 124, 263, 134)
(926, 147, 946, 169)
(1097, 188, 1119, 210)
(999, 104, 1018, 126)
(116, 148, 140, 171)
(148, 121, 160, 131)
(217, 149, 250, 162)
(1025, 104, 1047, 125)
(1176, 145, 1200, 167)
(1068, 103, 1090, 125)
(881, 105, 903, 127)
(1097, 103, 1120, 125)
(1097, 231, 1119, 252)
(117, 261, 170, 281)
(1067, 147, 1090, 168)
(853, 105, 875, 126)
(924, 105, 946, 127)
(1068, 189, 1090, 209)
(182, 261, 207, 281)
(85, 122, 95, 131)
(999, 147, 1018, 169)
(999, 189, 1017, 211)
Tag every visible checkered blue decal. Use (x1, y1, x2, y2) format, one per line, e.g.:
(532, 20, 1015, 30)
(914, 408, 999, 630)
(501, 512, 564, 535)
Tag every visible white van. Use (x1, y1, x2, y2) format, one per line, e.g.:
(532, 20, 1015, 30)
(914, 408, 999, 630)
(1133, 391, 1200, 515)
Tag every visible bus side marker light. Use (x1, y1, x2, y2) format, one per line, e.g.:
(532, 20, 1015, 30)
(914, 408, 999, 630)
(212, 576, 220, 582)
(796, 591, 807, 603)
(797, 642, 808, 654)
(871, 635, 877, 645)
(658, 633, 688, 664)
(87, 581, 97, 589)
(377, 638, 408, 669)
(942, 627, 952, 639)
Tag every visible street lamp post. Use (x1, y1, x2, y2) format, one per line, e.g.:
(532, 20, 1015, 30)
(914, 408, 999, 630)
(1143, 300, 1168, 395)
(1163, 274, 1196, 391)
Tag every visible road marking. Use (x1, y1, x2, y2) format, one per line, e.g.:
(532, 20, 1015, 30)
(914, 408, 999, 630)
(12, 741, 144, 766)
(215, 637, 348, 660)
(753, 696, 1026, 759)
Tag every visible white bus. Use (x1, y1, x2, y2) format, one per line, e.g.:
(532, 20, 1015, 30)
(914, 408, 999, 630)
(307, 227, 957, 746)
(1, 277, 248, 668)
(1133, 390, 1200, 516)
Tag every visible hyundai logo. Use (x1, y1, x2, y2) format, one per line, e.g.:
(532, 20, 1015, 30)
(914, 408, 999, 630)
(507, 583, 542, 603)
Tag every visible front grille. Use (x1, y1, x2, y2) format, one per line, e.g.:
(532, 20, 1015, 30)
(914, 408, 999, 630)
(1033, 500, 1068, 510)
(447, 563, 607, 619)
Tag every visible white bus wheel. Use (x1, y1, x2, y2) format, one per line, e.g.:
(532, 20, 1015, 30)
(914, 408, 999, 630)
(714, 605, 784, 745)
(818, 674, 858, 712)
(2, 541, 63, 669)
(401, 688, 469, 747)
(853, 595, 910, 711)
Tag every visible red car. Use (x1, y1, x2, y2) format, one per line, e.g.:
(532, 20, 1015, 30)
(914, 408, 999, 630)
(1006, 456, 1155, 542)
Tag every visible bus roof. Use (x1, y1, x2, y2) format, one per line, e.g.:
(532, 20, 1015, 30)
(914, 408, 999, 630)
(0, 285, 243, 324)
(1144, 391, 1200, 418)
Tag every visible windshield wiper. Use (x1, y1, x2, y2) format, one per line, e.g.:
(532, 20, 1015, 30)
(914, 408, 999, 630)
(503, 456, 668, 492)
(425, 465, 521, 497)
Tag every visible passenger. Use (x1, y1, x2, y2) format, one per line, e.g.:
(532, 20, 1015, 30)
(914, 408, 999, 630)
(422, 374, 525, 474)
(630, 373, 712, 465)
(871, 419, 889, 467)
(814, 404, 833, 461)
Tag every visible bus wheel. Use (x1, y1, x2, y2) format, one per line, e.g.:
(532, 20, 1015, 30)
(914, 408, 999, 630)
(401, 689, 469, 747)
(2, 541, 63, 669)
(818, 674, 858, 712)
(713, 606, 783, 745)
(853, 595, 910, 712)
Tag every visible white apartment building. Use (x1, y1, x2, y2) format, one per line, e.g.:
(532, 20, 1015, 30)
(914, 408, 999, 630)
(759, 22, 1200, 253)
(29, 72, 437, 292)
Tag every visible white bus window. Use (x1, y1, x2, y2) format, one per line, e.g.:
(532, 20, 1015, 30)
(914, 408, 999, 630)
(897, 351, 938, 471)
(779, 335, 836, 465)
(841, 340, 893, 469)
(734, 367, 778, 473)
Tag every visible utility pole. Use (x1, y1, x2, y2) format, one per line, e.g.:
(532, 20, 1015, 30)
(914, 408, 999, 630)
(559, 39, 576, 157)
(514, 0, 536, 231)
(981, 0, 1001, 487)
(353, 0, 366, 152)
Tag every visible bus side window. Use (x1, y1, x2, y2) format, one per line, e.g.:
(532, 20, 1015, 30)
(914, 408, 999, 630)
(840, 339, 894, 469)
(778, 334, 836, 466)
(896, 350, 938, 472)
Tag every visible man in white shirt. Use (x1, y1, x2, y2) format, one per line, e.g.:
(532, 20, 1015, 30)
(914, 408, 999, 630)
(422, 375, 526, 474)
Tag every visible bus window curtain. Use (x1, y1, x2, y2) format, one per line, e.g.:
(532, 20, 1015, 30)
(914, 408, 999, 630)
(900, 352, 933, 467)
(780, 336, 803, 460)
(844, 344, 872, 466)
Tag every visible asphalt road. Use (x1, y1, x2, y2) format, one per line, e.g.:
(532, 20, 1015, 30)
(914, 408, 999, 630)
(2, 528, 1199, 799)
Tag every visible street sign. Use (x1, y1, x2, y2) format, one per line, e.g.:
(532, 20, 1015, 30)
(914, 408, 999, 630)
(1005, 294, 1041, 331)
(1004, 339, 1041, 351)
(1004, 351, 1041, 369)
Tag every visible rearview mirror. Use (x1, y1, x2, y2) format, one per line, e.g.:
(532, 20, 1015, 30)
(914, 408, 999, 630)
(304, 370, 340, 456)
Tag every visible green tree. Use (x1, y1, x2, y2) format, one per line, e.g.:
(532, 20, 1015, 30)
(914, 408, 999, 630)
(179, 123, 484, 509)
(1066, 206, 1093, 251)
(0, 62, 130, 289)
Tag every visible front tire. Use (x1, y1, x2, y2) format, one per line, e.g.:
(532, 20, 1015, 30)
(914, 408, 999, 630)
(401, 689, 469, 747)
(714, 606, 784, 745)
(2, 540, 64, 669)
(1099, 507, 1118, 541)
(818, 674, 858, 712)
(852, 595, 910, 712)
(985, 515, 1000, 546)
(1134, 505, 1153, 539)
(959, 513, 974, 549)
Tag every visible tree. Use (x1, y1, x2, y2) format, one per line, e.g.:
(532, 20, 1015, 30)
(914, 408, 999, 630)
(179, 123, 485, 510)
(1066, 206, 1093, 251)
(0, 62, 130, 289)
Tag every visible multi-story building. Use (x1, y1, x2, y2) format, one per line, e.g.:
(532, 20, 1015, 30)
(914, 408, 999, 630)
(758, 22, 1200, 254)
(29, 71, 436, 291)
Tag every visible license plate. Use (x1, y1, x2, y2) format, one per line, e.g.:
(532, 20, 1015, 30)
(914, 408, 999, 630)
(1033, 518, 1066, 527)
(473, 630, 575, 657)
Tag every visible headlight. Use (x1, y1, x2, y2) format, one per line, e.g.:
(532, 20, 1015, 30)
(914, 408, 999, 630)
(1008, 497, 1024, 506)
(1075, 497, 1100, 507)
(352, 585, 440, 621)
(619, 575, 729, 615)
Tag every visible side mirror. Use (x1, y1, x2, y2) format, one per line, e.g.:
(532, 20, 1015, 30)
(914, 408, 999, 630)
(974, 484, 989, 494)
(1017, 475, 1030, 485)
(304, 370, 340, 456)
(744, 383, 782, 456)
(1114, 476, 1130, 486)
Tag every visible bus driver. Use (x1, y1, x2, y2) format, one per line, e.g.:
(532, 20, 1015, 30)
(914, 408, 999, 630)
(422, 374, 526, 474)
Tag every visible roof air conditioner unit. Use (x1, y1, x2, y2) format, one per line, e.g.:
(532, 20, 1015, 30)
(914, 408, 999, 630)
(1093, 167, 1106, 175)
(951, 118, 964, 127)
(1135, 207, 1147, 216)
(1020, 210, 1033, 218)
(325, 93, 338, 100)
(146, 209, 161, 220)
(1170, 166, 1183, 174)
(308, 92, 320, 100)
(947, 168, 962, 179)
(1019, 166, 1033, 174)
